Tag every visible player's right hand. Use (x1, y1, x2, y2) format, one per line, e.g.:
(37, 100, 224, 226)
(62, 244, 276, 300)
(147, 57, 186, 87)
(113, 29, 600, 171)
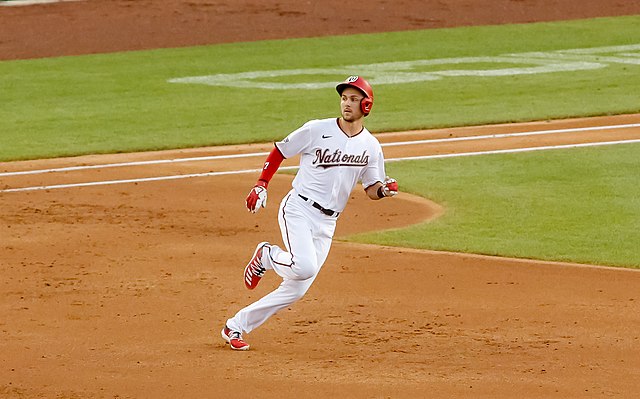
(246, 183, 268, 213)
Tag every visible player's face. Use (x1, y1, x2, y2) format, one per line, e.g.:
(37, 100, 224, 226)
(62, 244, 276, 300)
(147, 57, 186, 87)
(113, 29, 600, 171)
(340, 87, 365, 122)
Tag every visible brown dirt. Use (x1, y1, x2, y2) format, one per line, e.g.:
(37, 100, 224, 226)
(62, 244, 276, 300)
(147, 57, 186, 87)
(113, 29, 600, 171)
(2, 0, 640, 60)
(1, 2, 640, 398)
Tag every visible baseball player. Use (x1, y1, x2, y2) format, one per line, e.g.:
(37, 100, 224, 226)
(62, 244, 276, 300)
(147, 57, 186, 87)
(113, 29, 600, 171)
(221, 76, 399, 350)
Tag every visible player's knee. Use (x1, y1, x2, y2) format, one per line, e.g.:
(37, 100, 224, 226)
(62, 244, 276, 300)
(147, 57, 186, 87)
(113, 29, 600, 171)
(292, 258, 317, 280)
(294, 268, 316, 281)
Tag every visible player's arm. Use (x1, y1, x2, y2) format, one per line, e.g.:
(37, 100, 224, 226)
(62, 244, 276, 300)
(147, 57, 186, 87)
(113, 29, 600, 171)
(245, 145, 286, 213)
(364, 177, 398, 200)
(363, 147, 398, 200)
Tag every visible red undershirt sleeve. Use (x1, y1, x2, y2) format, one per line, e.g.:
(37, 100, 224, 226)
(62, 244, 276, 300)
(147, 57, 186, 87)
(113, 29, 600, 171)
(256, 145, 286, 188)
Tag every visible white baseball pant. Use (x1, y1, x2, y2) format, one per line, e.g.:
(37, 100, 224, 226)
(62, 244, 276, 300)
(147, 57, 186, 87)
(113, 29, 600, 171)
(226, 189, 337, 334)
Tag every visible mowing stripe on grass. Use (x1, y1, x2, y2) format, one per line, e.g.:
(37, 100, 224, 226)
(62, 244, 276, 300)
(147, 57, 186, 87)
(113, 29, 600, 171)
(168, 43, 640, 89)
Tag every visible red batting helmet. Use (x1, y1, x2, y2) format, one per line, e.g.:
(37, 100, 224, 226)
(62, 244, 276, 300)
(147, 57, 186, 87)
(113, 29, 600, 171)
(336, 75, 374, 116)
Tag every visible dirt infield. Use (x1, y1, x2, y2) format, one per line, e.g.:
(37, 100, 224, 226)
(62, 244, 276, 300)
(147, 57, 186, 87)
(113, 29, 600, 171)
(1, 2, 640, 398)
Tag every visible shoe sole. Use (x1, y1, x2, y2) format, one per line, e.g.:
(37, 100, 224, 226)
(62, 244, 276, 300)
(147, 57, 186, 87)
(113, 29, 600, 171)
(221, 328, 250, 351)
(243, 241, 269, 290)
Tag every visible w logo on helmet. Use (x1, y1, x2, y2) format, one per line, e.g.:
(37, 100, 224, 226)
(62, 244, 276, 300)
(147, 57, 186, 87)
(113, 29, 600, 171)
(346, 75, 359, 83)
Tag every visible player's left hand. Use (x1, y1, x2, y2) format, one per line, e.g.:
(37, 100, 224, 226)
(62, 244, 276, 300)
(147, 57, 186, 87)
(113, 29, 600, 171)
(382, 176, 398, 197)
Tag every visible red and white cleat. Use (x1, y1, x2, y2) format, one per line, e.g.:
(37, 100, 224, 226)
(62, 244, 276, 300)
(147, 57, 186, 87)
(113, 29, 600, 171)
(221, 325, 250, 351)
(244, 242, 269, 290)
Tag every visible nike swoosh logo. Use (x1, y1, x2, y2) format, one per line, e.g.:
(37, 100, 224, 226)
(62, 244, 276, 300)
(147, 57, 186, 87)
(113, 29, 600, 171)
(322, 135, 332, 139)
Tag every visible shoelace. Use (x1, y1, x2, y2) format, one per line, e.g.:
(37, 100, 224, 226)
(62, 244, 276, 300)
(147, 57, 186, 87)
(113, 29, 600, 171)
(250, 260, 266, 277)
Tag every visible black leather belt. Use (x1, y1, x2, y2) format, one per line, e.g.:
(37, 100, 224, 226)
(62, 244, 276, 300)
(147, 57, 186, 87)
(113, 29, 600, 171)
(298, 194, 339, 217)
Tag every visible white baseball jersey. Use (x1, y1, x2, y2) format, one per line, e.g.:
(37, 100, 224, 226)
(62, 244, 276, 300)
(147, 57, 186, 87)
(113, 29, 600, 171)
(275, 118, 386, 212)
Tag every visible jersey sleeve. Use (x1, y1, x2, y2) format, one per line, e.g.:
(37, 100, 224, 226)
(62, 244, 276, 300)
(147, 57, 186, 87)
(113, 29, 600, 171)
(275, 121, 314, 159)
(360, 142, 386, 189)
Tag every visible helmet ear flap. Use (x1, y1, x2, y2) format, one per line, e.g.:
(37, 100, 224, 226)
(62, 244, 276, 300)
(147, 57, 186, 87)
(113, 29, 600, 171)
(336, 76, 374, 116)
(360, 97, 373, 116)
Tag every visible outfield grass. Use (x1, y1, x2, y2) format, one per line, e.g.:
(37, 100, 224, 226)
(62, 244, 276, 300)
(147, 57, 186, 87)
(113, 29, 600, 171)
(1, 16, 640, 161)
(347, 143, 640, 268)
(2, 16, 639, 268)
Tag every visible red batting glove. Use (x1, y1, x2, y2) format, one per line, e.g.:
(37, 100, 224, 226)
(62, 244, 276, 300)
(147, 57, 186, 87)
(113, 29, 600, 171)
(245, 181, 268, 213)
(382, 177, 398, 197)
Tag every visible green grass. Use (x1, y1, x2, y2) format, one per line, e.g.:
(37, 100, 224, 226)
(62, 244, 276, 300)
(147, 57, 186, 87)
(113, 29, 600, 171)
(1, 15, 640, 161)
(346, 143, 640, 268)
(2, 15, 640, 268)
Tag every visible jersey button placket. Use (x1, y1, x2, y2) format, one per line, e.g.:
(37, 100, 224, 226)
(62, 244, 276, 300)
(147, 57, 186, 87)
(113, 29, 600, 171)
(333, 137, 351, 204)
